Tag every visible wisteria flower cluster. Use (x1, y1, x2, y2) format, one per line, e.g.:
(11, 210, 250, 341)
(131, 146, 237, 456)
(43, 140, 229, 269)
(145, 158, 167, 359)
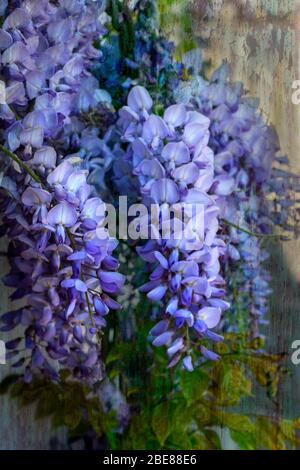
(175, 60, 299, 336)
(0, 0, 112, 196)
(0, 0, 104, 131)
(1, 158, 124, 383)
(118, 85, 229, 370)
(0, 0, 298, 384)
(0, 0, 125, 383)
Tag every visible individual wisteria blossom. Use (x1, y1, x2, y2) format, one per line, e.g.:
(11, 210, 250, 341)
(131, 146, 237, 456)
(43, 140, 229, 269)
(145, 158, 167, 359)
(0, 0, 125, 383)
(175, 58, 300, 336)
(118, 85, 229, 370)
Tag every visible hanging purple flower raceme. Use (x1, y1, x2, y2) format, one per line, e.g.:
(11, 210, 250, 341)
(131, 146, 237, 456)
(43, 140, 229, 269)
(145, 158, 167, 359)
(118, 86, 229, 371)
(175, 59, 300, 336)
(0, 0, 125, 383)
(0, 156, 125, 383)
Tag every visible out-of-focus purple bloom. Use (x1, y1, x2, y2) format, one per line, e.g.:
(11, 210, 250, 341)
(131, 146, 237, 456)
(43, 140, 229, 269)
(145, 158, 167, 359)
(175, 59, 300, 337)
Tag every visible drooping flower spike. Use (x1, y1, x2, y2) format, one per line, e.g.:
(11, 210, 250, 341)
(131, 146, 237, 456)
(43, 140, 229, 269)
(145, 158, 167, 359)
(175, 59, 300, 336)
(0, 151, 125, 382)
(0, 0, 125, 383)
(118, 85, 229, 370)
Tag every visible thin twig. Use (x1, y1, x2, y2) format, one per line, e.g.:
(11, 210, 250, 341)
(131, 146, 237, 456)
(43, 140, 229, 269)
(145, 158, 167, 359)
(0, 144, 45, 188)
(222, 218, 288, 240)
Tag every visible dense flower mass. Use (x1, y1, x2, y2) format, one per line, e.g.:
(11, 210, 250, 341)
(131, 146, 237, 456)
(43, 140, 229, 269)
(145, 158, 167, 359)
(0, 0, 104, 131)
(175, 60, 300, 335)
(0, 0, 111, 194)
(0, 0, 298, 380)
(0, 0, 125, 383)
(118, 85, 229, 370)
(1, 158, 124, 383)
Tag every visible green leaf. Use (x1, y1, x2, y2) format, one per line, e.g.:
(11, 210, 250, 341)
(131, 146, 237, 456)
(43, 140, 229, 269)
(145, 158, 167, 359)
(230, 430, 256, 450)
(151, 401, 170, 447)
(179, 369, 209, 405)
(280, 419, 295, 442)
(64, 409, 82, 430)
(35, 388, 58, 419)
(0, 374, 20, 394)
(220, 412, 255, 434)
(204, 429, 222, 449)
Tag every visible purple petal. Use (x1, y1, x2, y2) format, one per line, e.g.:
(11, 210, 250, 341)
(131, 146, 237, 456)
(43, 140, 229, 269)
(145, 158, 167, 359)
(194, 319, 207, 334)
(32, 347, 45, 367)
(94, 297, 109, 316)
(47, 202, 77, 227)
(204, 330, 224, 342)
(74, 279, 87, 292)
(61, 278, 75, 289)
(150, 178, 179, 204)
(147, 285, 167, 301)
(149, 320, 169, 337)
(2, 42, 35, 69)
(181, 188, 212, 205)
(183, 121, 209, 148)
(73, 325, 83, 343)
(84, 351, 98, 367)
(0, 29, 13, 50)
(22, 187, 51, 206)
(152, 331, 173, 347)
(183, 355, 194, 372)
(47, 18, 73, 44)
(127, 85, 153, 113)
(167, 337, 184, 357)
(198, 307, 221, 329)
(5, 82, 26, 105)
(26, 71, 45, 99)
(33, 147, 57, 169)
(172, 162, 199, 184)
(164, 103, 187, 128)
(161, 142, 190, 165)
(20, 127, 44, 148)
(154, 251, 169, 269)
(3, 8, 31, 30)
(200, 346, 220, 361)
(102, 294, 121, 310)
(214, 175, 235, 196)
(142, 115, 169, 144)
(47, 161, 74, 186)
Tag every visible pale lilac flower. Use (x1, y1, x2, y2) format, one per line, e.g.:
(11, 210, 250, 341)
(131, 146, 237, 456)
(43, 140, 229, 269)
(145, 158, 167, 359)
(119, 86, 228, 369)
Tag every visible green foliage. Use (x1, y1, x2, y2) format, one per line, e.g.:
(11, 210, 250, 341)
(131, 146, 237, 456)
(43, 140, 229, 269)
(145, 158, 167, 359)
(101, 271, 299, 450)
(0, 370, 117, 442)
(157, 0, 197, 59)
(152, 401, 170, 446)
(1, 252, 299, 450)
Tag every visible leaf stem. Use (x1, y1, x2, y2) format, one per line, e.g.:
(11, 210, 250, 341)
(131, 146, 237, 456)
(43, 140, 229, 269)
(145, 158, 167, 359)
(0, 144, 45, 188)
(222, 218, 288, 240)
